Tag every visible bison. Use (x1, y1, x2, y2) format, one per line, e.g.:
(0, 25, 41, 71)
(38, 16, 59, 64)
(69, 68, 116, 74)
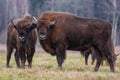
(81, 47, 96, 65)
(84, 45, 118, 66)
(6, 13, 37, 68)
(35, 11, 115, 72)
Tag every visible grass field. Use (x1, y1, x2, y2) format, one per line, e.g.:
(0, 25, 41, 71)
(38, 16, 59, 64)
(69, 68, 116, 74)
(0, 52, 120, 80)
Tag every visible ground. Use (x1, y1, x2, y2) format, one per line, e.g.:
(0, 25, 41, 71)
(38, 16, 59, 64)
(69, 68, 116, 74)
(0, 52, 120, 80)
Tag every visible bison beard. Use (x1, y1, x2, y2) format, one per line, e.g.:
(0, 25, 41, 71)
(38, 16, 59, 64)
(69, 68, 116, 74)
(37, 11, 115, 72)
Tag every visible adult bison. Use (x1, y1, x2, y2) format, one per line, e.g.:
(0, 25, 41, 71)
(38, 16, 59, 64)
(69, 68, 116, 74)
(6, 13, 37, 68)
(36, 11, 115, 72)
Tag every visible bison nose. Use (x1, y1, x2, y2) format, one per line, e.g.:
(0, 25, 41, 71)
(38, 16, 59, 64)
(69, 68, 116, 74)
(40, 32, 46, 35)
(39, 34, 46, 40)
(19, 36, 25, 42)
(19, 36, 24, 40)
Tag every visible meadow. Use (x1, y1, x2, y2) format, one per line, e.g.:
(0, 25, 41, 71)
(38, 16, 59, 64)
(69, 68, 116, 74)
(0, 52, 120, 80)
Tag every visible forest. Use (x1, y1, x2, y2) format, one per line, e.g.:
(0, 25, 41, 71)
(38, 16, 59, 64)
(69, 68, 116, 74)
(0, 0, 120, 46)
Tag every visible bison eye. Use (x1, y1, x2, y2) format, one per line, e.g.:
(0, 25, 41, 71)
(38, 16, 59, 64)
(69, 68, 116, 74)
(19, 33, 24, 36)
(15, 26, 20, 32)
(26, 28, 30, 32)
(47, 25, 54, 30)
(26, 26, 32, 32)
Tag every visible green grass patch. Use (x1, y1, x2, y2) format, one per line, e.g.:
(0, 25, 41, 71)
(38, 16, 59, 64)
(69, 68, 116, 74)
(0, 53, 120, 80)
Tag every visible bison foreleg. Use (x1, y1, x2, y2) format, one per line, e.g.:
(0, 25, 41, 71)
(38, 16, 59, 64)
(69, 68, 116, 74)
(94, 56, 102, 72)
(93, 47, 102, 72)
(19, 48, 26, 69)
(56, 44, 66, 70)
(20, 56, 26, 69)
(6, 46, 13, 68)
(91, 54, 95, 65)
(14, 50, 20, 68)
(84, 51, 91, 65)
(27, 48, 35, 68)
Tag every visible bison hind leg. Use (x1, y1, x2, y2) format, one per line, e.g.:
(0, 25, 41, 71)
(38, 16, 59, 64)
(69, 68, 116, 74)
(56, 44, 67, 70)
(84, 51, 91, 65)
(93, 46, 103, 72)
(105, 52, 115, 72)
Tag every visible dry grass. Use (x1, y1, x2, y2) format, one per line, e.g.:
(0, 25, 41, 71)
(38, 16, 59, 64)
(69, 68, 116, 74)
(0, 52, 120, 80)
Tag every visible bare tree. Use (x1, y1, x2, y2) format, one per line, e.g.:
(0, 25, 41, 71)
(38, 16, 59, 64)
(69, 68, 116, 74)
(112, 0, 119, 46)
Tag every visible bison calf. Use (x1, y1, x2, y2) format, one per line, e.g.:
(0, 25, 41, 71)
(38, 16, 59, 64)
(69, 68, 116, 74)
(83, 44, 117, 66)
(6, 13, 37, 68)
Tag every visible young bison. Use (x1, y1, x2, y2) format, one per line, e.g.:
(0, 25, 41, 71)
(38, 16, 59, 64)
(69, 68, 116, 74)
(83, 43, 117, 66)
(6, 13, 37, 68)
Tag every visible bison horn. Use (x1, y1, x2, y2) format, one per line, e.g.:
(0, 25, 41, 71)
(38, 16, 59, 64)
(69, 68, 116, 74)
(50, 16, 56, 25)
(11, 17, 18, 30)
(32, 16, 37, 22)
(11, 17, 15, 25)
(116, 53, 120, 56)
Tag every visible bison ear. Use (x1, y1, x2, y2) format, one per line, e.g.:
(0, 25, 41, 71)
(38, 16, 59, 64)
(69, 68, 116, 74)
(47, 25, 55, 30)
(11, 17, 18, 30)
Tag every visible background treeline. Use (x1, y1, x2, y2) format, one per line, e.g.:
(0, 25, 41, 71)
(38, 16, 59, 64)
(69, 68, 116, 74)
(0, 0, 120, 46)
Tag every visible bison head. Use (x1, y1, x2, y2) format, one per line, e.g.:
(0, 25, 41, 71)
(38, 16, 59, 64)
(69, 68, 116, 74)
(11, 17, 37, 44)
(36, 16, 56, 40)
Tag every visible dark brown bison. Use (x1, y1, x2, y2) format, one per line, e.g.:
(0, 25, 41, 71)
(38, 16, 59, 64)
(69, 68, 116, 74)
(83, 48, 107, 65)
(36, 11, 115, 72)
(81, 48, 96, 65)
(6, 13, 37, 68)
(84, 43, 118, 66)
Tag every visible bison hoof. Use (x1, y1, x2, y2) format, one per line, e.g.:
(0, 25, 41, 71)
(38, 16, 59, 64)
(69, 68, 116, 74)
(6, 65, 10, 68)
(91, 62, 94, 65)
(17, 66, 21, 68)
(21, 66, 25, 69)
(56, 68, 62, 71)
(110, 69, 115, 73)
(28, 65, 32, 68)
(94, 68, 98, 72)
(85, 63, 88, 65)
(6, 65, 12, 68)
(57, 67, 62, 70)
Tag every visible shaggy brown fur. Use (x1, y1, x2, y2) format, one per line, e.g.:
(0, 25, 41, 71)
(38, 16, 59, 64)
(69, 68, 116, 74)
(37, 11, 115, 72)
(6, 13, 37, 68)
